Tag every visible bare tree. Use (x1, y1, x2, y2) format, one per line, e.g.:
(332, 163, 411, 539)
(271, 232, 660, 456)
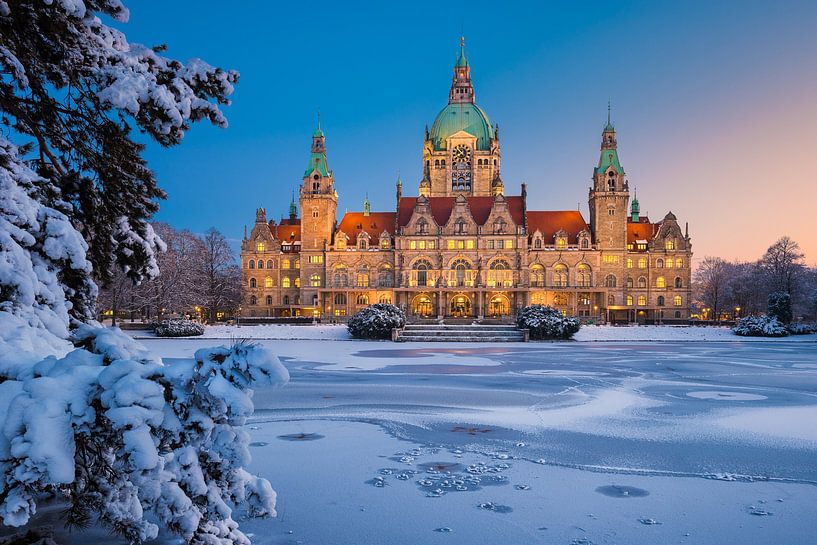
(694, 256, 730, 320)
(198, 228, 240, 322)
(759, 236, 805, 296)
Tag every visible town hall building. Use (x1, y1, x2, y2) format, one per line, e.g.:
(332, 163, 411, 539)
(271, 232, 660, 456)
(240, 40, 693, 323)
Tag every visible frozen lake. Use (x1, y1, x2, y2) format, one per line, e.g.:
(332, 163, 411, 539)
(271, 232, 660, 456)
(141, 337, 817, 545)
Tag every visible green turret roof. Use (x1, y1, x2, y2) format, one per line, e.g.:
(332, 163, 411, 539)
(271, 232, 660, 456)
(289, 191, 297, 217)
(305, 151, 330, 177)
(429, 102, 495, 151)
(596, 148, 624, 174)
(604, 100, 615, 132)
(456, 37, 468, 67)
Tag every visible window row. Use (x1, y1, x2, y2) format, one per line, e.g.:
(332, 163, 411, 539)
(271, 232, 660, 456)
(247, 258, 302, 269)
(332, 293, 392, 306)
(248, 294, 302, 306)
(619, 295, 683, 307)
(626, 257, 684, 269)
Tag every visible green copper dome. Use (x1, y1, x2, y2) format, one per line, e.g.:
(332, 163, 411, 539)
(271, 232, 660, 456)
(429, 102, 495, 151)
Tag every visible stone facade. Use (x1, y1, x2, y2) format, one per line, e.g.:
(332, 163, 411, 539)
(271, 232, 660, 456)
(240, 41, 693, 324)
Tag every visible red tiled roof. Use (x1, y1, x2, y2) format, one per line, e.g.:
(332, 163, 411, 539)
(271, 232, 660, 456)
(397, 196, 525, 227)
(627, 218, 658, 244)
(337, 212, 396, 240)
(270, 220, 301, 242)
(526, 210, 588, 243)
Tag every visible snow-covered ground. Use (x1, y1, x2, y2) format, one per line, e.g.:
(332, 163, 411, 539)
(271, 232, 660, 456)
(131, 323, 817, 343)
(23, 336, 816, 545)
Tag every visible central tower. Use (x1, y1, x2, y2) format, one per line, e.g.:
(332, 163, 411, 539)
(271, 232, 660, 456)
(423, 38, 501, 197)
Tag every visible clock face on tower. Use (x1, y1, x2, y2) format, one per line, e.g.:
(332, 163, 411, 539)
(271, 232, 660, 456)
(451, 145, 472, 193)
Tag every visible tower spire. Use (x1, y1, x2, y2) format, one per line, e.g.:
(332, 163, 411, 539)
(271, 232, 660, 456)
(449, 37, 474, 104)
(363, 193, 370, 216)
(289, 191, 297, 219)
(604, 100, 615, 132)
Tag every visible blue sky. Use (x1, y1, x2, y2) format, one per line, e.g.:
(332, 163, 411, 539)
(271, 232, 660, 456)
(126, 0, 817, 262)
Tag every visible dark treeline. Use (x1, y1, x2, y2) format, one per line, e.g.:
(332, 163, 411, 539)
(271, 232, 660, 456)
(97, 223, 241, 324)
(693, 237, 817, 321)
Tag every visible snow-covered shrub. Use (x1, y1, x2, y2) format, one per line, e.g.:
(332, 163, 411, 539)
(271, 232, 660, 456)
(767, 291, 793, 324)
(347, 303, 406, 340)
(0, 327, 288, 544)
(153, 318, 205, 337)
(517, 305, 581, 340)
(787, 322, 817, 335)
(733, 315, 790, 337)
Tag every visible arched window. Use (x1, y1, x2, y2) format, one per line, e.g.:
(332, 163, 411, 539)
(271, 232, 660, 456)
(257, 260, 264, 269)
(604, 274, 617, 288)
(454, 219, 466, 234)
(312, 180, 320, 193)
(265, 277, 273, 288)
(294, 258, 300, 269)
(310, 273, 321, 287)
(492, 218, 507, 234)
(665, 239, 675, 250)
(638, 276, 647, 289)
(626, 295, 633, 306)
(656, 276, 666, 288)
(336, 237, 346, 250)
(378, 294, 392, 304)
(283, 295, 290, 305)
(248, 260, 255, 269)
(413, 258, 433, 287)
(249, 278, 256, 288)
(656, 259, 664, 268)
(638, 257, 647, 269)
(530, 264, 545, 287)
(674, 295, 683, 307)
(534, 238, 542, 249)
(637, 295, 646, 306)
(356, 264, 369, 287)
(294, 277, 301, 288)
(266, 295, 272, 305)
(380, 237, 390, 249)
(358, 236, 368, 250)
(256, 242, 265, 252)
(356, 294, 369, 305)
(441, 159, 446, 166)
(282, 277, 290, 288)
(657, 296, 665, 306)
(451, 258, 473, 287)
(556, 236, 567, 249)
(554, 293, 568, 306)
(334, 293, 347, 305)
(531, 292, 546, 305)
(626, 276, 634, 289)
(267, 260, 274, 269)
(581, 238, 589, 249)
(312, 208, 319, 218)
(416, 219, 428, 235)
(553, 264, 568, 287)
(488, 259, 511, 288)
(378, 263, 393, 287)
(334, 264, 348, 287)
(250, 295, 257, 305)
(675, 277, 683, 288)
(282, 258, 290, 269)
(675, 310, 682, 318)
(578, 293, 591, 306)
(676, 258, 683, 268)
(626, 258, 633, 269)
(608, 294, 615, 306)
(434, 159, 440, 167)
(577, 264, 592, 287)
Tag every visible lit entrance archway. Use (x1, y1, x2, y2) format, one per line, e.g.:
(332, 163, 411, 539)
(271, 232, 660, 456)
(412, 294, 434, 317)
(488, 294, 510, 317)
(450, 295, 471, 317)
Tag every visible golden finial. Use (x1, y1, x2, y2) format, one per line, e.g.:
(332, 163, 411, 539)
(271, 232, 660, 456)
(460, 36, 465, 47)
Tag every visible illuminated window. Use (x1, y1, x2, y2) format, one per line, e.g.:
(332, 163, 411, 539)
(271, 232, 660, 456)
(282, 259, 290, 269)
(265, 277, 273, 288)
(256, 242, 265, 252)
(308, 255, 323, 264)
(294, 259, 300, 269)
(457, 240, 465, 250)
(334, 293, 347, 305)
(447, 240, 455, 250)
(577, 264, 592, 287)
(282, 277, 290, 288)
(294, 277, 301, 288)
(310, 273, 321, 287)
(676, 258, 683, 268)
(356, 294, 369, 305)
(666, 258, 673, 269)
(553, 264, 568, 287)
(603, 255, 620, 264)
(578, 293, 591, 306)
(556, 237, 566, 249)
(656, 276, 666, 288)
(380, 238, 390, 249)
(428, 241, 436, 249)
(674, 295, 682, 307)
(665, 240, 675, 250)
(356, 264, 370, 287)
(637, 295, 646, 306)
(626, 295, 633, 306)
(466, 240, 475, 249)
(410, 241, 417, 249)
(378, 294, 392, 304)
(626, 258, 633, 269)
(638, 257, 647, 269)
(418, 240, 426, 249)
(554, 293, 568, 306)
(506, 239, 514, 249)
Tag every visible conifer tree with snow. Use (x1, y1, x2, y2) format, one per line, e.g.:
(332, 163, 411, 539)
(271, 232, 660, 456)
(0, 2, 288, 544)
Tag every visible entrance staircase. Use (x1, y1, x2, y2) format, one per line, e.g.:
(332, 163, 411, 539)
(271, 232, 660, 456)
(395, 322, 527, 342)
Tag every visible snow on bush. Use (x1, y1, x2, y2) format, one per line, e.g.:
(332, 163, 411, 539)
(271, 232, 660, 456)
(787, 322, 817, 335)
(517, 305, 581, 340)
(733, 315, 790, 337)
(153, 318, 205, 337)
(767, 291, 793, 324)
(347, 304, 406, 340)
(0, 327, 288, 544)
